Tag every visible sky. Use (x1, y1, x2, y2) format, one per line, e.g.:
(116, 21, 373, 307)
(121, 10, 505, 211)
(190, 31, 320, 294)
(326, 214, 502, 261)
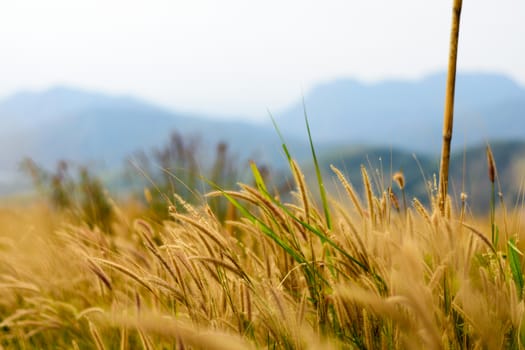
(1, 0, 524, 121)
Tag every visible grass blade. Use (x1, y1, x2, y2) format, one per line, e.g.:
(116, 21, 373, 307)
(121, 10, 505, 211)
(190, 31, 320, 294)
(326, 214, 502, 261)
(302, 98, 332, 230)
(508, 238, 524, 298)
(249, 161, 269, 195)
(268, 110, 292, 161)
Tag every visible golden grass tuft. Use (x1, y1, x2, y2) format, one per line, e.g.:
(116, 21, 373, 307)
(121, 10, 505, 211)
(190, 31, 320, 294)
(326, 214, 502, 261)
(1, 146, 525, 349)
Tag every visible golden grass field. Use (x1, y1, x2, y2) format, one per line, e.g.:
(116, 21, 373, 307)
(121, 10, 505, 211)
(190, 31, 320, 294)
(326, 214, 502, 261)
(1, 156, 524, 349)
(5, 1, 525, 348)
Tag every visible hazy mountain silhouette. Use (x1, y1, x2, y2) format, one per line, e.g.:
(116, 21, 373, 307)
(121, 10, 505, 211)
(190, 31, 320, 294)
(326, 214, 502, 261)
(0, 86, 291, 193)
(1, 72, 524, 197)
(277, 72, 525, 152)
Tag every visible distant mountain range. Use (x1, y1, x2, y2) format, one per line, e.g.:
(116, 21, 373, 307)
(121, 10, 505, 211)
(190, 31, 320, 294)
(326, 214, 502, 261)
(0, 86, 288, 166)
(0, 71, 524, 199)
(0, 87, 291, 194)
(278, 72, 525, 152)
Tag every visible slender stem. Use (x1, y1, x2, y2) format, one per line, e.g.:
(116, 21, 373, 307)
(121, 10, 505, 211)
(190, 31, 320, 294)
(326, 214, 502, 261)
(438, 0, 463, 214)
(401, 188, 407, 221)
(491, 182, 496, 245)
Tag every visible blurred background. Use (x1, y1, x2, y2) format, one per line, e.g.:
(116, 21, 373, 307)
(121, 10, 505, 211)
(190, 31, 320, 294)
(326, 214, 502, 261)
(0, 0, 524, 211)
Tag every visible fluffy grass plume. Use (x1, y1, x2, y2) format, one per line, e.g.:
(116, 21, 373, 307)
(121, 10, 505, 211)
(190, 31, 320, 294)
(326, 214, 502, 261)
(1, 153, 525, 349)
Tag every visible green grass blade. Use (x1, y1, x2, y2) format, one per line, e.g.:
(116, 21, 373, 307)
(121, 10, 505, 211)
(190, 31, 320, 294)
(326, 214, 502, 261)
(249, 161, 269, 195)
(221, 186, 333, 289)
(302, 98, 332, 230)
(205, 178, 306, 265)
(508, 238, 524, 298)
(206, 177, 335, 292)
(277, 198, 368, 273)
(268, 110, 292, 162)
(255, 184, 386, 290)
(224, 192, 302, 262)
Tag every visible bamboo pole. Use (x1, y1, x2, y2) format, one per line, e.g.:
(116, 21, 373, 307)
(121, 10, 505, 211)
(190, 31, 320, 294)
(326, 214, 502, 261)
(438, 0, 463, 214)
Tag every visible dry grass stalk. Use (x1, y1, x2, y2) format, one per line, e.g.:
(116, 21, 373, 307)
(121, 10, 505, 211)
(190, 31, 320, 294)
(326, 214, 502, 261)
(486, 145, 496, 184)
(331, 165, 365, 218)
(88, 320, 106, 350)
(413, 198, 432, 226)
(438, 0, 463, 214)
(389, 187, 400, 211)
(361, 166, 375, 226)
(173, 213, 229, 252)
(90, 257, 160, 299)
(290, 159, 311, 225)
(189, 256, 247, 280)
(86, 258, 113, 292)
(393, 172, 405, 190)
(119, 326, 128, 350)
(108, 312, 258, 350)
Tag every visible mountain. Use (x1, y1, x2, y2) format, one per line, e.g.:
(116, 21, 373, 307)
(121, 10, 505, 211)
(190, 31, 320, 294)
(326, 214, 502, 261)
(0, 86, 298, 194)
(277, 72, 525, 152)
(1, 72, 524, 199)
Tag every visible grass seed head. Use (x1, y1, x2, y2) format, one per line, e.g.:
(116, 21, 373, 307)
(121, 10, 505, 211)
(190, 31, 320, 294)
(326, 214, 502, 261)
(393, 171, 405, 190)
(486, 145, 496, 184)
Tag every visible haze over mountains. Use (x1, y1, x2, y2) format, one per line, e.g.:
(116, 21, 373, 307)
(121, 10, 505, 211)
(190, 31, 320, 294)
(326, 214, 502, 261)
(278, 72, 525, 151)
(0, 87, 281, 166)
(0, 71, 524, 196)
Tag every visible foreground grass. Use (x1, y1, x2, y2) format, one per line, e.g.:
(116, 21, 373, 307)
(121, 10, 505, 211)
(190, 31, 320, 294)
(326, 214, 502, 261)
(1, 162, 524, 349)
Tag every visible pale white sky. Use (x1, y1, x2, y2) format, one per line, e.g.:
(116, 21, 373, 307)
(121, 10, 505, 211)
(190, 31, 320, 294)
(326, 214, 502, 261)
(1, 0, 524, 121)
